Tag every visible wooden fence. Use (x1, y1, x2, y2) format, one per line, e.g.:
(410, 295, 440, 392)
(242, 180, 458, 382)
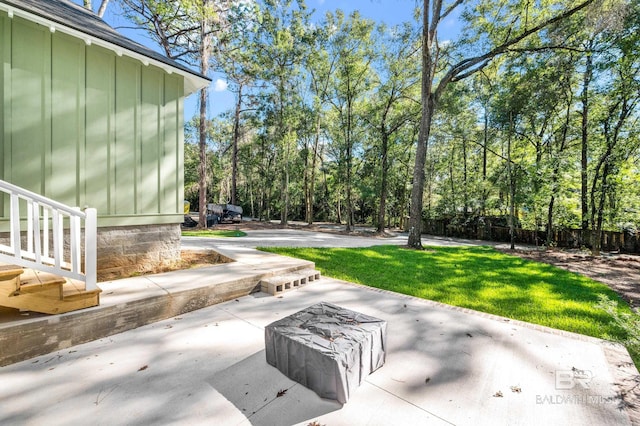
(422, 219, 640, 254)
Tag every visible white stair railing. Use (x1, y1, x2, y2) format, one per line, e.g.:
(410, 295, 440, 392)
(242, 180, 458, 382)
(0, 179, 97, 291)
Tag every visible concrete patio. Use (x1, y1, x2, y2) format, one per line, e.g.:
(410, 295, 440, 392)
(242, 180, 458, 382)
(0, 231, 638, 425)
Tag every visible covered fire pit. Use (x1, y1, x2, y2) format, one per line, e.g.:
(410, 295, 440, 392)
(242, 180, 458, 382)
(265, 302, 387, 404)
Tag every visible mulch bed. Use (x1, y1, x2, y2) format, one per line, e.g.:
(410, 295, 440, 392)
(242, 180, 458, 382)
(501, 248, 640, 312)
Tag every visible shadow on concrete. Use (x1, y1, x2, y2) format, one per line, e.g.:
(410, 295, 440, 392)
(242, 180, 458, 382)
(208, 350, 341, 425)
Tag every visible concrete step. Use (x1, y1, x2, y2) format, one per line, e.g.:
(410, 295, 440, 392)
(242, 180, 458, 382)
(260, 268, 321, 296)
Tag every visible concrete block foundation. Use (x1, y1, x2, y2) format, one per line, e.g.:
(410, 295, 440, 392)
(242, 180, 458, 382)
(96, 224, 181, 280)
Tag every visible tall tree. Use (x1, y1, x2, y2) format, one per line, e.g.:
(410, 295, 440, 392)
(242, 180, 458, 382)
(368, 23, 420, 233)
(590, 31, 640, 254)
(252, 0, 312, 225)
(325, 11, 376, 231)
(117, 0, 247, 227)
(216, 14, 260, 206)
(302, 18, 336, 225)
(407, 0, 597, 248)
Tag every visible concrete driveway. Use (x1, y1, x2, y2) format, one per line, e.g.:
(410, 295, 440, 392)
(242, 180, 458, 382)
(181, 227, 487, 251)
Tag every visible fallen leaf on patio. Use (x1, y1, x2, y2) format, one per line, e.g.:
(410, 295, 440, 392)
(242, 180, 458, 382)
(510, 386, 522, 393)
(138, 365, 148, 371)
(277, 389, 287, 397)
(493, 391, 503, 397)
(572, 366, 586, 375)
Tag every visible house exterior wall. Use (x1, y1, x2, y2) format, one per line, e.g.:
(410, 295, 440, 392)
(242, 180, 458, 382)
(0, 11, 186, 276)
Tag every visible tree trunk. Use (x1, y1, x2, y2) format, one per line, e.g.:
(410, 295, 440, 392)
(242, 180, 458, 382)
(407, 0, 434, 249)
(449, 145, 456, 215)
(308, 122, 320, 225)
(97, 0, 110, 17)
(462, 137, 469, 216)
(197, 86, 208, 228)
(592, 164, 610, 257)
(547, 194, 555, 246)
(345, 97, 353, 232)
(231, 84, 243, 206)
(304, 116, 321, 225)
(482, 104, 488, 215)
(249, 170, 255, 219)
(280, 166, 289, 225)
(280, 137, 290, 226)
(197, 15, 211, 229)
(507, 115, 515, 250)
(303, 143, 311, 223)
(377, 131, 389, 233)
(547, 89, 572, 247)
(581, 49, 593, 233)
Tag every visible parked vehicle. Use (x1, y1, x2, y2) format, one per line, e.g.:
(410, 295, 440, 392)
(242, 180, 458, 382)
(181, 202, 243, 228)
(207, 203, 243, 224)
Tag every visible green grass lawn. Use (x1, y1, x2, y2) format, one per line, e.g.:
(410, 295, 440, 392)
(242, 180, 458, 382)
(260, 245, 638, 365)
(181, 229, 247, 238)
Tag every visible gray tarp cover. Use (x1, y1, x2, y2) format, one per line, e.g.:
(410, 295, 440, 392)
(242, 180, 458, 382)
(265, 302, 387, 404)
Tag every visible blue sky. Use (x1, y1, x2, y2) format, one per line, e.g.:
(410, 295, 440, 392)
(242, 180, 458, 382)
(95, 0, 460, 120)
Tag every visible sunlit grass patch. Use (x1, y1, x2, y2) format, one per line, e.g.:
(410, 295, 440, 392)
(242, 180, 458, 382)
(182, 229, 247, 238)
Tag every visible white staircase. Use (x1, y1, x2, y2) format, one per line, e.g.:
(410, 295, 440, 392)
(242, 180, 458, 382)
(0, 179, 100, 314)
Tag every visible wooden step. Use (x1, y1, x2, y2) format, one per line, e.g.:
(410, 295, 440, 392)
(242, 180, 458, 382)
(0, 268, 101, 315)
(60, 279, 101, 311)
(0, 264, 23, 281)
(18, 269, 66, 295)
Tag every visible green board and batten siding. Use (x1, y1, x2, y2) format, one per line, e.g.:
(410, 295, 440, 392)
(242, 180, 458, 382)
(0, 11, 185, 228)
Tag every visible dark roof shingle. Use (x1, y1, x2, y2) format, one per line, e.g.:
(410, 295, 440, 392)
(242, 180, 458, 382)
(1, 0, 209, 92)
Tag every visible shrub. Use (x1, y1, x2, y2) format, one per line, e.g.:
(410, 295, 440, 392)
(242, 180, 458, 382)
(596, 294, 640, 363)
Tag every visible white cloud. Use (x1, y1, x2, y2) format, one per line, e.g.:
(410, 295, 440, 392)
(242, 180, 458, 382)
(214, 79, 228, 92)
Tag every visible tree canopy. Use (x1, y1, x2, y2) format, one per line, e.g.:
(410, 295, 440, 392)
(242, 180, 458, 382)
(110, 0, 639, 252)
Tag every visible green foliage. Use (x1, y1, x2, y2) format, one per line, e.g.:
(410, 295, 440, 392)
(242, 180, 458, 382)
(168, 0, 640, 235)
(263, 245, 638, 366)
(596, 294, 640, 366)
